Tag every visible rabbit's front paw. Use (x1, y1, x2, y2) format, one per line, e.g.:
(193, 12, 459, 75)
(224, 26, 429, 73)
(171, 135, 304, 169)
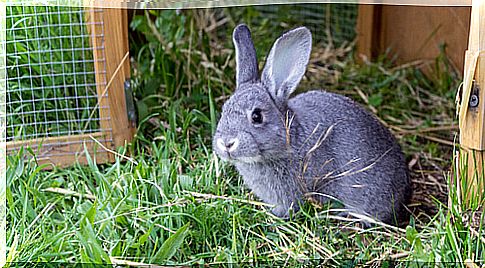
(271, 205, 289, 218)
(271, 203, 296, 219)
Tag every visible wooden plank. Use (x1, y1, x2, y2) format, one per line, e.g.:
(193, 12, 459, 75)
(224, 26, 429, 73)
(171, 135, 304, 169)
(4, 132, 112, 168)
(98, 8, 135, 149)
(357, 5, 471, 75)
(356, 4, 381, 61)
(86, 8, 114, 162)
(86, 8, 134, 153)
(86, 9, 112, 141)
(385, 6, 470, 73)
(459, 0, 485, 208)
(460, 0, 485, 149)
(461, 54, 485, 149)
(121, 9, 131, 79)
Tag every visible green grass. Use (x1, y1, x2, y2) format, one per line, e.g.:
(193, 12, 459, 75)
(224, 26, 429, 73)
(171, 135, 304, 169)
(5, 5, 485, 267)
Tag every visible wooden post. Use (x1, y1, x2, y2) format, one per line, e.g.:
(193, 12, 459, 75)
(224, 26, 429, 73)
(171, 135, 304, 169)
(103, 8, 135, 148)
(458, 0, 485, 208)
(87, 8, 135, 154)
(356, 4, 382, 61)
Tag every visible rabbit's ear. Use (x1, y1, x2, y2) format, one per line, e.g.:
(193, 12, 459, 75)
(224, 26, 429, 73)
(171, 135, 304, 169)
(261, 27, 312, 101)
(233, 24, 259, 88)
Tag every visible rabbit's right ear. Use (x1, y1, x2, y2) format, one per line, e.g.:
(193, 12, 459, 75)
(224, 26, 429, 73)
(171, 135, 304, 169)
(233, 24, 259, 88)
(261, 27, 312, 103)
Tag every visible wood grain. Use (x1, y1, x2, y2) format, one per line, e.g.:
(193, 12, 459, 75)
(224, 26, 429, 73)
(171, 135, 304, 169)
(86, 8, 113, 150)
(101, 8, 135, 149)
(5, 132, 112, 168)
(356, 4, 381, 61)
(458, 0, 485, 207)
(357, 5, 471, 74)
(85, 8, 135, 162)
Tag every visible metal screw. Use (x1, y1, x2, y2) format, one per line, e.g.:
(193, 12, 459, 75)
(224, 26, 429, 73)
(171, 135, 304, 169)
(470, 94, 479, 107)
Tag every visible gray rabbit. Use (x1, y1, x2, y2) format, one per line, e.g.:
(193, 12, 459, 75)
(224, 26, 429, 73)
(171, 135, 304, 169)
(213, 24, 411, 225)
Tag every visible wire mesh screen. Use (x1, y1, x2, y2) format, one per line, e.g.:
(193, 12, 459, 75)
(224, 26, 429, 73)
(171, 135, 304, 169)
(251, 4, 357, 45)
(5, 6, 112, 158)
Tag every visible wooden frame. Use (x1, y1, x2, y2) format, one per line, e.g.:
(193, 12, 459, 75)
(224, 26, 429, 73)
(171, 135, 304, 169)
(458, 0, 485, 207)
(4, 9, 135, 167)
(87, 8, 135, 161)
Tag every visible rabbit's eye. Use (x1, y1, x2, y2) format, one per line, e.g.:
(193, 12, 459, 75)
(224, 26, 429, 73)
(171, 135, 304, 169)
(251, 108, 263, 124)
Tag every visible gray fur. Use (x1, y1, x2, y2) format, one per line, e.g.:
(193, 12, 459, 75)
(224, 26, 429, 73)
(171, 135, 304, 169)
(213, 24, 411, 225)
(261, 26, 312, 101)
(233, 24, 259, 87)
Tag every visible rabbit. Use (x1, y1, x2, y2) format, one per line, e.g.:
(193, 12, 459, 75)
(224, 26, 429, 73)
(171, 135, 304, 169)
(213, 24, 411, 225)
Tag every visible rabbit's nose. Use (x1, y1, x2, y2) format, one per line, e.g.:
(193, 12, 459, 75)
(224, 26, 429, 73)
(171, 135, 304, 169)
(216, 137, 239, 153)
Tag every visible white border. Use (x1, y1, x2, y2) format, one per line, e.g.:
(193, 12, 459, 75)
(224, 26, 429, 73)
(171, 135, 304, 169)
(0, 0, 474, 266)
(4, 0, 474, 8)
(0, 1, 6, 267)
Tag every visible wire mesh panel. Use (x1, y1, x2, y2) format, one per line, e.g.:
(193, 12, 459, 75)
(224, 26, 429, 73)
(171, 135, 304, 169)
(252, 4, 358, 45)
(4, 5, 133, 167)
(6, 6, 109, 139)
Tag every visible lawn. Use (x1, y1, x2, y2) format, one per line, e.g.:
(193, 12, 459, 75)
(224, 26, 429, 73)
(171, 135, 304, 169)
(5, 5, 485, 267)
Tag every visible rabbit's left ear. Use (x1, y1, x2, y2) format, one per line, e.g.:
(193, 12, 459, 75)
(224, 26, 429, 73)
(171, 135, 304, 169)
(233, 24, 259, 88)
(261, 27, 312, 102)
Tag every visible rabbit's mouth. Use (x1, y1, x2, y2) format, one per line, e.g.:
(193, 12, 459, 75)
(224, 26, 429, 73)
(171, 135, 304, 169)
(230, 155, 263, 164)
(217, 152, 263, 164)
(213, 135, 265, 163)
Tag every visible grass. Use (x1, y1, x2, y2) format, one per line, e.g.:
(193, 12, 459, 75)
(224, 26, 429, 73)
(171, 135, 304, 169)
(5, 5, 485, 267)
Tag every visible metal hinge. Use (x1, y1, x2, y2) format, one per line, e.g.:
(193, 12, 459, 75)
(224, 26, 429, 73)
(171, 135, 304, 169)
(469, 80, 480, 109)
(124, 79, 137, 128)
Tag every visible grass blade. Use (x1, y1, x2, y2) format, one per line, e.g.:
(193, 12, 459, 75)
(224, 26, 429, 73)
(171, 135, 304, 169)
(151, 223, 190, 264)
